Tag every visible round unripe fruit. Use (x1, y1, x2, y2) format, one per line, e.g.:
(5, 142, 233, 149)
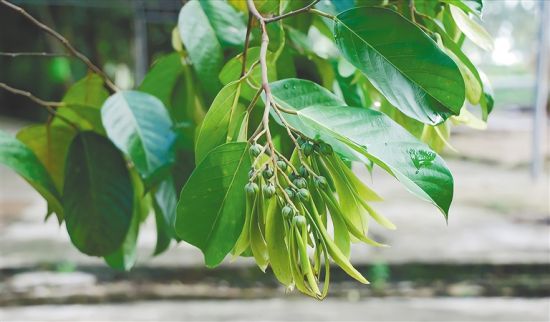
(263, 183, 276, 198)
(293, 177, 307, 189)
(298, 165, 309, 178)
(282, 205, 293, 218)
(297, 188, 310, 201)
(289, 172, 298, 182)
(314, 176, 328, 188)
(292, 215, 307, 227)
(302, 142, 314, 156)
(250, 144, 262, 157)
(319, 143, 333, 156)
(263, 167, 274, 179)
(245, 182, 259, 196)
(276, 160, 287, 171)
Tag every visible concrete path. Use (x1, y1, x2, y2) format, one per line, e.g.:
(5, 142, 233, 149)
(1, 297, 549, 321)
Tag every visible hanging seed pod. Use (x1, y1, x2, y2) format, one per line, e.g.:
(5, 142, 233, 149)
(292, 215, 307, 227)
(245, 182, 259, 196)
(250, 143, 262, 157)
(293, 177, 307, 189)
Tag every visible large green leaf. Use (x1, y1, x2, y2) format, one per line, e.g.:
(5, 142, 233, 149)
(0, 130, 62, 218)
(139, 53, 184, 109)
(175, 142, 251, 267)
(178, 0, 223, 99)
(199, 0, 246, 47)
(333, 7, 465, 125)
(63, 131, 134, 256)
(294, 105, 453, 217)
(16, 124, 76, 192)
(270, 78, 368, 163)
(55, 73, 108, 132)
(195, 81, 242, 164)
(101, 91, 176, 181)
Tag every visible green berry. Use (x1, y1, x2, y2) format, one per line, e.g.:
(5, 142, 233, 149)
(245, 182, 259, 196)
(302, 142, 314, 156)
(263, 166, 274, 179)
(276, 160, 287, 171)
(282, 205, 293, 218)
(292, 215, 307, 227)
(297, 188, 310, 201)
(314, 176, 328, 188)
(298, 165, 309, 178)
(263, 183, 276, 198)
(289, 172, 298, 182)
(250, 144, 262, 157)
(293, 177, 307, 189)
(319, 143, 333, 156)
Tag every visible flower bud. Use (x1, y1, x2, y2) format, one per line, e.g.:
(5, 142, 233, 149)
(263, 166, 274, 179)
(282, 205, 293, 218)
(245, 182, 259, 196)
(250, 144, 262, 157)
(284, 188, 295, 199)
(297, 188, 310, 201)
(314, 176, 328, 188)
(276, 160, 287, 171)
(292, 215, 307, 227)
(263, 183, 276, 198)
(293, 177, 307, 189)
(298, 165, 309, 178)
(319, 142, 333, 156)
(301, 142, 314, 157)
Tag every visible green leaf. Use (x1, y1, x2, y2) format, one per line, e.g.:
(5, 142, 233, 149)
(139, 53, 184, 109)
(441, 0, 483, 17)
(16, 124, 75, 192)
(195, 81, 242, 164)
(265, 200, 292, 285)
(175, 142, 251, 267)
(0, 130, 63, 219)
(153, 177, 178, 239)
(178, 0, 223, 99)
(199, 0, 247, 47)
(295, 106, 454, 218)
(101, 91, 176, 181)
(333, 7, 465, 125)
(63, 131, 133, 256)
(104, 171, 146, 271)
(449, 4, 493, 51)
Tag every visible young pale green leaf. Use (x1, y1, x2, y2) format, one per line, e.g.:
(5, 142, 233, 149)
(449, 5, 494, 51)
(101, 91, 176, 181)
(296, 106, 454, 218)
(153, 177, 178, 238)
(16, 124, 75, 192)
(63, 132, 133, 256)
(139, 53, 184, 109)
(178, 0, 223, 99)
(199, 0, 247, 47)
(0, 130, 63, 219)
(333, 7, 465, 125)
(441, 0, 483, 17)
(265, 200, 292, 285)
(175, 142, 251, 267)
(195, 81, 242, 164)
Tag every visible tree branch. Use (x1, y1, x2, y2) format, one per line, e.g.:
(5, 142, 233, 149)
(240, 12, 253, 77)
(0, 52, 70, 58)
(0, 0, 118, 92)
(264, 0, 320, 23)
(0, 82, 78, 129)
